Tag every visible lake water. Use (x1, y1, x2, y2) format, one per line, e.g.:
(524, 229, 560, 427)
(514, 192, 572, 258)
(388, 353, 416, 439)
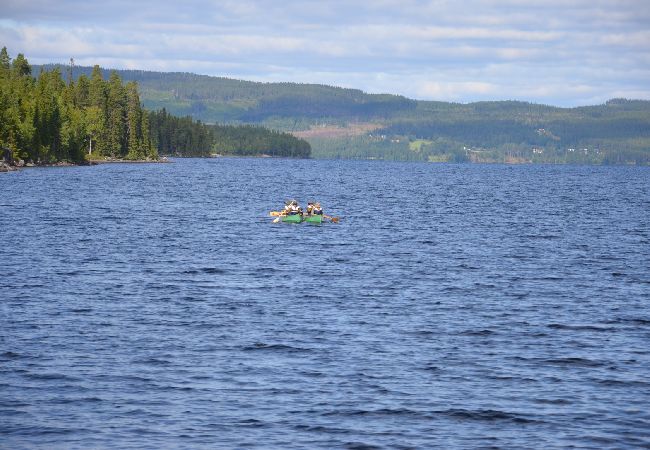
(1, 158, 649, 449)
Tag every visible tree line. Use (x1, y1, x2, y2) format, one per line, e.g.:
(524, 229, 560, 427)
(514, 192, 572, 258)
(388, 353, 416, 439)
(1, 48, 155, 163)
(18, 56, 650, 164)
(2, 49, 311, 164)
(148, 109, 311, 158)
(34, 64, 417, 125)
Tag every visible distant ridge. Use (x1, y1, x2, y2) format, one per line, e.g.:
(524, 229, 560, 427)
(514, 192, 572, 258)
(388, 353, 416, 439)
(35, 64, 416, 124)
(34, 64, 650, 164)
(34, 63, 649, 122)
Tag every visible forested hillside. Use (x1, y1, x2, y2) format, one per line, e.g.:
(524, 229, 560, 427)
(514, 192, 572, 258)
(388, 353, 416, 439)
(34, 64, 650, 164)
(2, 52, 154, 164)
(0, 51, 311, 164)
(371, 99, 650, 164)
(35, 64, 414, 125)
(149, 108, 310, 157)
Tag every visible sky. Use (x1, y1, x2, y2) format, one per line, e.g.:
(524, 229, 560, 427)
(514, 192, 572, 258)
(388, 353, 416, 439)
(1, 0, 649, 106)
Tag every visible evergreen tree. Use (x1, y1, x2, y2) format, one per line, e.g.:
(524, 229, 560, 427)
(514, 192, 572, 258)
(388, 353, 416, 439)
(88, 66, 107, 156)
(126, 81, 142, 159)
(12, 53, 31, 77)
(33, 69, 64, 161)
(60, 105, 88, 162)
(75, 74, 90, 108)
(0, 47, 10, 78)
(85, 106, 103, 157)
(104, 71, 126, 157)
(88, 65, 105, 108)
(141, 111, 154, 158)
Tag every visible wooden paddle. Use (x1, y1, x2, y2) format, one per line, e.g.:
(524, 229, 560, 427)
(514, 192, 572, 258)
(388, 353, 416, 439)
(270, 211, 285, 216)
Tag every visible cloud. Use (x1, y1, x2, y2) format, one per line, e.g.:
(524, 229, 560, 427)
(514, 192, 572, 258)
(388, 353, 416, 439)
(418, 81, 498, 98)
(1, 0, 649, 106)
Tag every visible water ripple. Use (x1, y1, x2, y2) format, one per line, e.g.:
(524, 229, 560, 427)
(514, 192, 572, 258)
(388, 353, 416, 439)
(1, 159, 649, 449)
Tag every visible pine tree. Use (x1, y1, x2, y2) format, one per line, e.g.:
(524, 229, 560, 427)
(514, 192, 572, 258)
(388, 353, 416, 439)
(61, 104, 87, 162)
(75, 75, 90, 108)
(0, 87, 14, 154)
(141, 110, 153, 158)
(85, 106, 103, 158)
(125, 81, 142, 159)
(12, 53, 31, 77)
(88, 66, 108, 156)
(88, 65, 105, 108)
(34, 70, 63, 162)
(0, 47, 10, 79)
(106, 71, 126, 157)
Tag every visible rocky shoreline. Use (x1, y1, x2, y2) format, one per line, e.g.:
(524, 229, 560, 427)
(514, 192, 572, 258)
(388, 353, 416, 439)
(1, 159, 92, 172)
(0, 161, 19, 172)
(1, 157, 168, 173)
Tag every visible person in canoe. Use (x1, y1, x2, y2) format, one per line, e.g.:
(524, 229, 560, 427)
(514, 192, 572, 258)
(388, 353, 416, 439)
(284, 199, 303, 216)
(306, 202, 315, 216)
(312, 202, 338, 222)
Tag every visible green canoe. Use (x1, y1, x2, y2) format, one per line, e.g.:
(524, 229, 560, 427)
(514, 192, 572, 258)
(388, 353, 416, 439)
(281, 214, 302, 223)
(303, 215, 323, 224)
(279, 214, 323, 224)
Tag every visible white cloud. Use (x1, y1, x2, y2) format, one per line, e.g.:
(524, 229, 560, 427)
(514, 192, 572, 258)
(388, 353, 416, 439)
(1, 0, 649, 106)
(418, 81, 498, 99)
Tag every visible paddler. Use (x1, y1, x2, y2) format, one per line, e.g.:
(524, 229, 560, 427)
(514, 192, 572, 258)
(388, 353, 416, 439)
(282, 200, 293, 215)
(313, 202, 338, 222)
(306, 202, 314, 216)
(287, 199, 303, 216)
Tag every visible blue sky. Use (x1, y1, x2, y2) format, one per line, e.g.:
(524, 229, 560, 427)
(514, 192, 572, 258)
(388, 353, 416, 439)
(1, 0, 649, 106)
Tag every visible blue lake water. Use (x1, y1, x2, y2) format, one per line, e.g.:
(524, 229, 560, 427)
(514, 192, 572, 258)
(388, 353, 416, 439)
(1, 158, 649, 449)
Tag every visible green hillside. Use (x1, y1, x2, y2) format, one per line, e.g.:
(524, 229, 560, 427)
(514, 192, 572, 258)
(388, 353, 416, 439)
(36, 65, 650, 164)
(36, 65, 414, 125)
(0, 47, 311, 165)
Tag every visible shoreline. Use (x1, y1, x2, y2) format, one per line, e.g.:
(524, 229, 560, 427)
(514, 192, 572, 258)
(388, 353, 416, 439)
(89, 157, 170, 164)
(1, 157, 170, 173)
(4, 156, 648, 172)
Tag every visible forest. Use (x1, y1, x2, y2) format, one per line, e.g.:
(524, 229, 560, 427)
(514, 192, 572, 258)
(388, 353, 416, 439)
(1, 49, 155, 164)
(0, 49, 311, 165)
(34, 64, 418, 125)
(24, 62, 650, 165)
(367, 99, 650, 164)
(149, 109, 310, 157)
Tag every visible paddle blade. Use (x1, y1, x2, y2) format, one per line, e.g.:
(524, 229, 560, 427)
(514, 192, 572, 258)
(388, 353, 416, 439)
(330, 217, 339, 223)
(270, 211, 283, 216)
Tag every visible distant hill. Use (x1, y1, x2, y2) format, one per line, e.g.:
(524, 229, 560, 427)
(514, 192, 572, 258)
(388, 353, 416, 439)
(35, 64, 414, 125)
(35, 64, 650, 164)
